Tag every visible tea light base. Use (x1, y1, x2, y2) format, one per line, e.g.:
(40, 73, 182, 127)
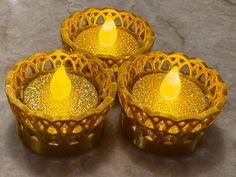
(17, 120, 104, 156)
(5, 50, 117, 156)
(121, 113, 205, 155)
(118, 51, 227, 155)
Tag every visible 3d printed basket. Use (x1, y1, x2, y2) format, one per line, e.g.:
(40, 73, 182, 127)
(118, 51, 227, 155)
(61, 8, 155, 72)
(5, 50, 117, 156)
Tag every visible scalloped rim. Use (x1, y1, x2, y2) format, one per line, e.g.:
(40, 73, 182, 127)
(118, 51, 227, 122)
(60, 7, 155, 61)
(5, 49, 117, 123)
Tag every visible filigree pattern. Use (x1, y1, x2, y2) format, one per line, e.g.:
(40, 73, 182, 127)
(5, 50, 117, 155)
(118, 51, 227, 154)
(61, 8, 155, 71)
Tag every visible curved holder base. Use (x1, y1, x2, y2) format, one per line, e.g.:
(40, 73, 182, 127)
(17, 122, 104, 156)
(121, 112, 205, 155)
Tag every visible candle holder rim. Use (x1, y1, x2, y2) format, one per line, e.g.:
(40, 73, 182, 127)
(60, 7, 155, 60)
(118, 51, 227, 124)
(5, 50, 117, 123)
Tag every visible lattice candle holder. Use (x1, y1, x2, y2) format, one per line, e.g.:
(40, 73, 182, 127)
(118, 51, 227, 155)
(5, 50, 117, 156)
(61, 8, 155, 72)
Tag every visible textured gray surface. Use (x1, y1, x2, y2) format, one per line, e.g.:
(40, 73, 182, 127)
(0, 0, 236, 177)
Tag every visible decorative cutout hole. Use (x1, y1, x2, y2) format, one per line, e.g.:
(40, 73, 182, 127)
(48, 141, 59, 146)
(96, 15, 105, 25)
(180, 64, 190, 75)
(36, 121, 44, 130)
(145, 135, 154, 142)
(70, 24, 76, 33)
(18, 87, 24, 100)
(16, 75, 23, 86)
(192, 70, 197, 75)
(51, 55, 57, 60)
(155, 62, 159, 69)
(30, 135, 39, 142)
(168, 125, 179, 134)
(25, 119, 33, 128)
(88, 133, 95, 139)
(210, 86, 217, 96)
(182, 124, 190, 132)
(114, 17, 121, 26)
(178, 121, 186, 127)
(81, 18, 89, 27)
(61, 124, 68, 134)
(161, 60, 170, 70)
(144, 119, 154, 129)
(140, 31, 145, 40)
(205, 96, 210, 107)
(82, 64, 91, 75)
(27, 66, 35, 75)
(90, 17, 95, 23)
(72, 125, 82, 134)
(55, 60, 61, 67)
(69, 141, 79, 146)
(37, 63, 42, 71)
(123, 20, 128, 27)
(129, 23, 136, 32)
(170, 57, 175, 61)
(65, 59, 73, 68)
(198, 73, 206, 84)
(144, 62, 152, 71)
(60, 55, 66, 60)
(192, 124, 202, 132)
(47, 126, 57, 134)
(44, 60, 53, 70)
(158, 121, 166, 131)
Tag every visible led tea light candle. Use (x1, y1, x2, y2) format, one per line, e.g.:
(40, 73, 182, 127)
(24, 65, 98, 118)
(61, 8, 155, 72)
(118, 51, 227, 155)
(5, 50, 117, 156)
(98, 17, 117, 47)
(131, 66, 206, 118)
(75, 16, 137, 57)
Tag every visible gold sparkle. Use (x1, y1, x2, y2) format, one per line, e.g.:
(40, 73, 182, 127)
(131, 73, 206, 119)
(75, 26, 140, 57)
(24, 73, 98, 120)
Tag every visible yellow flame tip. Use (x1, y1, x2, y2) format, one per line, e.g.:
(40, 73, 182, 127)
(160, 66, 181, 100)
(50, 65, 71, 100)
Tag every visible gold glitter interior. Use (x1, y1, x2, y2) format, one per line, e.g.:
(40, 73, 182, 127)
(75, 26, 140, 57)
(131, 73, 206, 118)
(24, 73, 98, 119)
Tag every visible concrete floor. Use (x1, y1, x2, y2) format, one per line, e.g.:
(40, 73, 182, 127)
(0, 0, 235, 177)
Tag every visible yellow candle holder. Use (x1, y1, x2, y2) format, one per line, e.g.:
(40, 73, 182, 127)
(118, 51, 227, 155)
(61, 8, 155, 72)
(5, 50, 117, 156)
